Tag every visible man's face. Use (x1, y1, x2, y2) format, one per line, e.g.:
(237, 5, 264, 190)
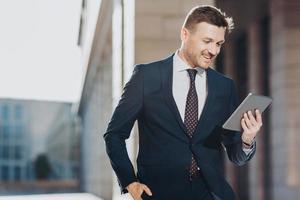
(180, 22, 226, 69)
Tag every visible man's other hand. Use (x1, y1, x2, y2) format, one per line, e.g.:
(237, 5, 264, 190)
(126, 182, 152, 200)
(241, 109, 262, 148)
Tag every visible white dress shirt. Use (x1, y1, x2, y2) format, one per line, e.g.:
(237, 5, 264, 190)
(172, 51, 253, 154)
(172, 51, 207, 121)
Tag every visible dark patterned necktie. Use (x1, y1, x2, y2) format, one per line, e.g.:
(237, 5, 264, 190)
(184, 69, 199, 179)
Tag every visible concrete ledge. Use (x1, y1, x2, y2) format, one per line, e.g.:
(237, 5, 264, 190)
(0, 193, 103, 200)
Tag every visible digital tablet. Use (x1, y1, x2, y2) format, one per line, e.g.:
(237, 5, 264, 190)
(222, 93, 272, 131)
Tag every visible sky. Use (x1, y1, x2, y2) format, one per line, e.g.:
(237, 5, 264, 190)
(0, 0, 83, 103)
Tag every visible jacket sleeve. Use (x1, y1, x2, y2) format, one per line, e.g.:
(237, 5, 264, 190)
(221, 80, 256, 166)
(103, 65, 143, 192)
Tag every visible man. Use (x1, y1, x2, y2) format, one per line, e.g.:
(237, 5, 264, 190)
(104, 5, 262, 200)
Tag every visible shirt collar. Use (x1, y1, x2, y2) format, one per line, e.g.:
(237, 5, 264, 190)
(173, 50, 205, 75)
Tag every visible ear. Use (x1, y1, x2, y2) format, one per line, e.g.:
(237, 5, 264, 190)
(180, 27, 189, 42)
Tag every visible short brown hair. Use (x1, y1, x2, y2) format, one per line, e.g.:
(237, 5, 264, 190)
(183, 5, 234, 33)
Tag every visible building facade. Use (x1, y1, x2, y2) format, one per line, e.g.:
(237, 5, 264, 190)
(0, 100, 30, 181)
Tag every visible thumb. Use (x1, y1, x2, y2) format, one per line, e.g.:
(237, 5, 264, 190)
(142, 184, 152, 196)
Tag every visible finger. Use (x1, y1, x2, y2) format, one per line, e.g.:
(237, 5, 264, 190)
(243, 112, 252, 129)
(142, 184, 153, 196)
(247, 111, 257, 125)
(241, 118, 249, 132)
(255, 109, 263, 126)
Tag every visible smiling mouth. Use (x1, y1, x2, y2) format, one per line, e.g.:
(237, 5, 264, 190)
(203, 55, 212, 61)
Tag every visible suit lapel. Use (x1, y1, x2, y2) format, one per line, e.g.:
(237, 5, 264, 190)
(160, 55, 189, 143)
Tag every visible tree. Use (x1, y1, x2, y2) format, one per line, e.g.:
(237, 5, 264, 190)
(34, 154, 52, 180)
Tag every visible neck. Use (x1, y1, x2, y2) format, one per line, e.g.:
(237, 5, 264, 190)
(178, 49, 197, 68)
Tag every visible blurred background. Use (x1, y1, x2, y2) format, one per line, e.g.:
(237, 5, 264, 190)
(0, 0, 299, 200)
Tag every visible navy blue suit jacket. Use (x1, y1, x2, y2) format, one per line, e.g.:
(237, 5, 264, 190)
(104, 54, 255, 200)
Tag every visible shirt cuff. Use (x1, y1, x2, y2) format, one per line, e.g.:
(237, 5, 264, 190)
(243, 147, 253, 155)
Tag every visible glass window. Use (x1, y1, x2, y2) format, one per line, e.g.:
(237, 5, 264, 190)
(72, 165, 78, 179)
(3, 145, 9, 159)
(0, 126, 3, 140)
(2, 105, 9, 120)
(3, 125, 10, 140)
(14, 166, 21, 181)
(15, 105, 22, 120)
(0, 145, 2, 159)
(15, 146, 22, 159)
(15, 125, 23, 138)
(1, 165, 9, 181)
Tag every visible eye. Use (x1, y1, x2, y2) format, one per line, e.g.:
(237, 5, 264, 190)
(203, 40, 210, 44)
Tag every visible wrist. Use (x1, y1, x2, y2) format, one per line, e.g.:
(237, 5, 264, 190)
(242, 134, 255, 144)
(242, 137, 255, 149)
(126, 181, 139, 190)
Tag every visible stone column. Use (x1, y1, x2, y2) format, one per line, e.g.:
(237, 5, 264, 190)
(247, 21, 265, 200)
(112, 0, 136, 199)
(223, 42, 239, 196)
(270, 0, 300, 199)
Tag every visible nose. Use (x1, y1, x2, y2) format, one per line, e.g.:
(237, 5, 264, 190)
(208, 44, 218, 56)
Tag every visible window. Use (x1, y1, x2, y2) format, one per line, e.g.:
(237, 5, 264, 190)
(1, 165, 9, 181)
(0, 145, 2, 159)
(15, 146, 22, 159)
(15, 105, 22, 120)
(15, 125, 23, 138)
(3, 145, 9, 159)
(2, 105, 9, 120)
(14, 166, 21, 181)
(3, 125, 10, 140)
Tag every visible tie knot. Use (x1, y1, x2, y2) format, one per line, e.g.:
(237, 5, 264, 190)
(187, 69, 197, 82)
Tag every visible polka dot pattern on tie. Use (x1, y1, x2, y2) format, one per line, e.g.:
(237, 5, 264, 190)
(184, 69, 200, 179)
